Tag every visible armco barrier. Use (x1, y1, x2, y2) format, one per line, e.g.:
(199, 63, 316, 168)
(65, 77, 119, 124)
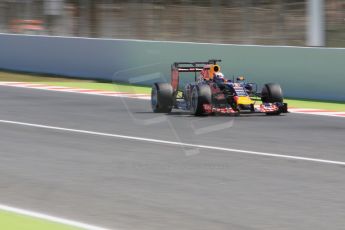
(0, 33, 344, 100)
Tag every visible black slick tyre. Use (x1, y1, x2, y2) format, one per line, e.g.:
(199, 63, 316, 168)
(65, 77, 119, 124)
(151, 83, 173, 113)
(261, 83, 283, 103)
(261, 83, 283, 115)
(190, 84, 212, 116)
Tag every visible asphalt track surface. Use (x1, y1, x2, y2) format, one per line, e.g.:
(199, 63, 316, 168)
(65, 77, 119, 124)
(0, 86, 345, 230)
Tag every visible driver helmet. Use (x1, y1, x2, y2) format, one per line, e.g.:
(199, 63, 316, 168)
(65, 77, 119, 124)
(214, 72, 225, 83)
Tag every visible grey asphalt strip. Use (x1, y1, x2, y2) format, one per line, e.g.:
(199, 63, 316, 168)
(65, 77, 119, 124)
(0, 119, 345, 167)
(0, 86, 345, 230)
(0, 86, 344, 161)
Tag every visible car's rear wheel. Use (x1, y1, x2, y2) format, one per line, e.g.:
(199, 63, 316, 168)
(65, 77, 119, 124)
(151, 83, 173, 113)
(190, 84, 212, 116)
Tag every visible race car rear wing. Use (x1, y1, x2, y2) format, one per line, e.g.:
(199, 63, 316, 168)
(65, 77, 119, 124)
(172, 59, 221, 71)
(171, 59, 221, 91)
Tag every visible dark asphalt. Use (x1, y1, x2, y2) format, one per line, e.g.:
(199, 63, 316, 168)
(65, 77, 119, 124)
(0, 86, 345, 230)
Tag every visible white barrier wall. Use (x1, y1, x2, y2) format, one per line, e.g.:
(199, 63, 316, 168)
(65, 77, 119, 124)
(0, 34, 344, 100)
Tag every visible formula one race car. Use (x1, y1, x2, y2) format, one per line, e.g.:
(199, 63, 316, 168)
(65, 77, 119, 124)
(151, 59, 288, 116)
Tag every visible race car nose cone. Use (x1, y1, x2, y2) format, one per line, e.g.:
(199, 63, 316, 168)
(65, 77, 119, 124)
(236, 96, 253, 105)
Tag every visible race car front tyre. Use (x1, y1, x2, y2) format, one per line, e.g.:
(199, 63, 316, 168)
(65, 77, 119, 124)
(190, 84, 212, 116)
(261, 83, 283, 103)
(151, 83, 173, 113)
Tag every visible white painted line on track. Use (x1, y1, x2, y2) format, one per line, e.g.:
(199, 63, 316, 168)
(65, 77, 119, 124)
(288, 108, 345, 117)
(0, 82, 151, 100)
(0, 204, 112, 230)
(0, 119, 345, 166)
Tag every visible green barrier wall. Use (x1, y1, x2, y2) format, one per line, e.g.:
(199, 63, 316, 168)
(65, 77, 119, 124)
(0, 34, 344, 100)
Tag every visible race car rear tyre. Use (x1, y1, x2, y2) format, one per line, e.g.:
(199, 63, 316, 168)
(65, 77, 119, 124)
(151, 83, 173, 113)
(190, 84, 212, 116)
(261, 83, 283, 103)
